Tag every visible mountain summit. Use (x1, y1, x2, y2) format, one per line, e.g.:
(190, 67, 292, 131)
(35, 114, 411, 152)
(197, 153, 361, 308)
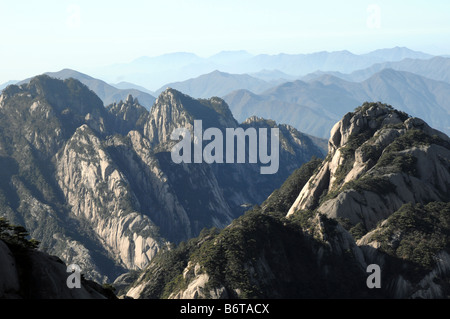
(288, 102, 450, 229)
(123, 102, 450, 299)
(0, 76, 323, 285)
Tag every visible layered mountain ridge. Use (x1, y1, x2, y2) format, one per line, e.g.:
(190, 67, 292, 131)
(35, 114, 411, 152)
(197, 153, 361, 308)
(2, 72, 448, 299)
(123, 103, 450, 299)
(224, 69, 450, 138)
(0, 75, 323, 285)
(93, 47, 435, 90)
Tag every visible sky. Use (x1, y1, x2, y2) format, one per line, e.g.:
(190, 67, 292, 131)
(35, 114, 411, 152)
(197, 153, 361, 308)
(1, 0, 450, 84)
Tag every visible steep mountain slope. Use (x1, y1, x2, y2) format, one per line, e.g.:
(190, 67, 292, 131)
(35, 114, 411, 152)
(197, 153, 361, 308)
(288, 102, 450, 229)
(106, 94, 149, 135)
(224, 69, 450, 138)
(0, 80, 18, 91)
(0, 75, 323, 284)
(0, 218, 115, 299)
(0, 75, 165, 282)
(139, 88, 324, 229)
(285, 104, 450, 296)
(124, 103, 450, 299)
(124, 159, 373, 299)
(357, 202, 450, 299)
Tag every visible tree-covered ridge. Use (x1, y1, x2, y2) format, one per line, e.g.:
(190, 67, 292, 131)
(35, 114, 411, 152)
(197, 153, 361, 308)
(1, 75, 325, 283)
(260, 157, 322, 215)
(126, 158, 374, 299)
(125, 101, 450, 299)
(125, 158, 321, 298)
(367, 202, 450, 278)
(336, 102, 449, 182)
(0, 217, 40, 250)
(290, 102, 449, 236)
(129, 207, 374, 299)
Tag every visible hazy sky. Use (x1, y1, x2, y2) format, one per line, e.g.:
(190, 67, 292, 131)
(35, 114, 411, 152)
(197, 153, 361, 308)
(1, 0, 450, 83)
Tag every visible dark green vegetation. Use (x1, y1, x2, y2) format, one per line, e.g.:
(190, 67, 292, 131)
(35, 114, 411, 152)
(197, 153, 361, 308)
(0, 217, 118, 299)
(132, 208, 374, 299)
(371, 202, 450, 281)
(332, 103, 407, 188)
(261, 157, 322, 216)
(376, 129, 450, 174)
(130, 157, 322, 299)
(130, 167, 450, 299)
(0, 76, 105, 256)
(127, 101, 450, 299)
(0, 217, 40, 250)
(2, 73, 450, 299)
(315, 103, 449, 225)
(127, 158, 376, 299)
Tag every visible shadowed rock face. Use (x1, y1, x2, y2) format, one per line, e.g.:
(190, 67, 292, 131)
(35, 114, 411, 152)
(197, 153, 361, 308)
(0, 76, 323, 283)
(124, 103, 450, 300)
(0, 240, 114, 299)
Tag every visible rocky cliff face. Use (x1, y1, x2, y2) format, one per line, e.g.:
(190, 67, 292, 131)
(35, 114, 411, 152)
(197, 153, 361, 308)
(122, 158, 373, 299)
(284, 103, 450, 298)
(124, 102, 450, 299)
(144, 89, 238, 146)
(287, 103, 450, 229)
(123, 200, 375, 300)
(0, 76, 324, 285)
(56, 124, 163, 272)
(106, 94, 148, 135)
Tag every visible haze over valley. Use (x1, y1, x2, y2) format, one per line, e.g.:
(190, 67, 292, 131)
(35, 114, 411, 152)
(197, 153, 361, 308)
(1, 0, 450, 304)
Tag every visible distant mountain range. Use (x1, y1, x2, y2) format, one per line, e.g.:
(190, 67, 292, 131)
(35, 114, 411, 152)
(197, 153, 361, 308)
(2, 47, 448, 141)
(154, 70, 274, 98)
(224, 68, 450, 138)
(303, 56, 450, 84)
(87, 47, 437, 90)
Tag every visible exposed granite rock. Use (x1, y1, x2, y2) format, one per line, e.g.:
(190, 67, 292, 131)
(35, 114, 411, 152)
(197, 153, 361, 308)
(56, 125, 164, 272)
(287, 103, 450, 231)
(0, 77, 325, 285)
